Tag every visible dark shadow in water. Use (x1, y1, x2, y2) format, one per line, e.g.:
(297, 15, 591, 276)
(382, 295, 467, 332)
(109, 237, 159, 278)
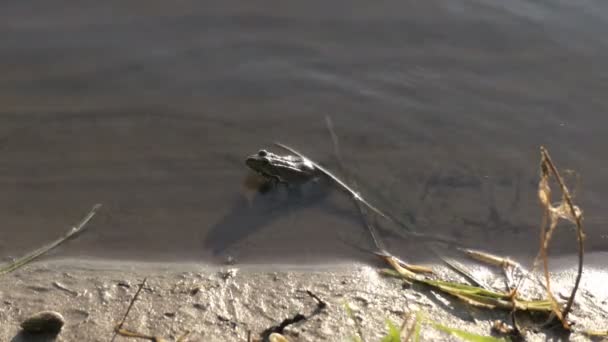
(203, 178, 365, 258)
(205, 173, 468, 263)
(420, 170, 483, 202)
(203, 173, 437, 262)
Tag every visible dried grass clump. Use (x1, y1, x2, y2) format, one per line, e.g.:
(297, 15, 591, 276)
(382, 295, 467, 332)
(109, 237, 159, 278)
(536, 146, 585, 329)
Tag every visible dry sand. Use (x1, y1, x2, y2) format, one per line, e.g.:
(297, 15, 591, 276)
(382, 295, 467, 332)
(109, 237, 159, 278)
(1, 254, 606, 342)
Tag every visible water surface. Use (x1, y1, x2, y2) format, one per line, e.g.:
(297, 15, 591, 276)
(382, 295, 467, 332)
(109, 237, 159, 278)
(1, 0, 607, 264)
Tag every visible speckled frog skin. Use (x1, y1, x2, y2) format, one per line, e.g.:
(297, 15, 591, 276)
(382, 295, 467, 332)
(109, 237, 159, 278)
(245, 149, 319, 184)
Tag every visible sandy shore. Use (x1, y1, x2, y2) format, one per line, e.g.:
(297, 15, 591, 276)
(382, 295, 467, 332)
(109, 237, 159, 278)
(1, 254, 606, 342)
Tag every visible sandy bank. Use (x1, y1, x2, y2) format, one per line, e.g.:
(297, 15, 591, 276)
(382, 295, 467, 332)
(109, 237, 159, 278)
(1, 254, 606, 341)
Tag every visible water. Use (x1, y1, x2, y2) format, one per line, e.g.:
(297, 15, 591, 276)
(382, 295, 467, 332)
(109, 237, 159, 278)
(1, 0, 607, 264)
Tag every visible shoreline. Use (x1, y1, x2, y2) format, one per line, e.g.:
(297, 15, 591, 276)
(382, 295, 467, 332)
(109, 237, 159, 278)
(1, 254, 606, 341)
(19, 249, 608, 272)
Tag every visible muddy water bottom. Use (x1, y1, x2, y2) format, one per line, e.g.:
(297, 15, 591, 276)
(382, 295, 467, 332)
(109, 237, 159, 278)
(1, 0, 607, 265)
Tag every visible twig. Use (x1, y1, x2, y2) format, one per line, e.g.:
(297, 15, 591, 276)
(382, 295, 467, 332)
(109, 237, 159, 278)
(259, 290, 327, 341)
(112, 277, 148, 342)
(401, 312, 418, 342)
(459, 247, 543, 292)
(326, 118, 473, 281)
(175, 331, 191, 342)
(324, 116, 387, 253)
(0, 204, 102, 276)
(540, 146, 585, 323)
(324, 118, 462, 276)
(305, 289, 328, 310)
(53, 281, 79, 297)
(274, 141, 410, 230)
(113, 327, 158, 341)
(324, 116, 344, 171)
(440, 256, 490, 289)
(114, 327, 189, 342)
(274, 143, 461, 248)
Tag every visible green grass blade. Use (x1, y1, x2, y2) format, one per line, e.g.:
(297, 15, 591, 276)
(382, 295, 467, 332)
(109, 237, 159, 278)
(430, 322, 509, 342)
(343, 301, 364, 342)
(413, 311, 424, 342)
(380, 319, 401, 342)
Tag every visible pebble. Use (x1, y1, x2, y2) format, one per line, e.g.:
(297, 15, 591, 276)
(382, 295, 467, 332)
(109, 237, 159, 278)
(117, 280, 131, 289)
(269, 333, 290, 342)
(219, 268, 238, 280)
(20, 311, 65, 334)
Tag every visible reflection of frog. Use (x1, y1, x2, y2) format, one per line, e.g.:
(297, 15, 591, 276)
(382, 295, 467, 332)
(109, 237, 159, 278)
(245, 149, 320, 185)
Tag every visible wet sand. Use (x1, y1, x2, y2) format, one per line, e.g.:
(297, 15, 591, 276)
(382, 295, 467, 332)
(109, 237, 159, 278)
(1, 255, 607, 341)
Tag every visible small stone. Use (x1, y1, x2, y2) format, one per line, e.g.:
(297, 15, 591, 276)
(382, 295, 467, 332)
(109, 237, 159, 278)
(491, 320, 514, 335)
(269, 333, 290, 342)
(21, 311, 65, 334)
(27, 285, 51, 293)
(353, 295, 370, 306)
(117, 281, 131, 289)
(193, 303, 207, 310)
(390, 309, 405, 316)
(282, 326, 300, 337)
(558, 290, 570, 300)
(219, 268, 238, 280)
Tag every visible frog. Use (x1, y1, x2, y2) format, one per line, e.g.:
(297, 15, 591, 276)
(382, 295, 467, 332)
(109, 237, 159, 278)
(245, 142, 462, 260)
(245, 146, 391, 219)
(245, 149, 320, 185)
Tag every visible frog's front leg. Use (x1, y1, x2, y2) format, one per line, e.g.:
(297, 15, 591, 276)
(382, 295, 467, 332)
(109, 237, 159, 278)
(257, 174, 284, 193)
(258, 180, 275, 194)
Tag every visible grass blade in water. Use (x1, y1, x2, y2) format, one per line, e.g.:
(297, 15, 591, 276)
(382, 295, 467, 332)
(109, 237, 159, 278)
(0, 204, 102, 276)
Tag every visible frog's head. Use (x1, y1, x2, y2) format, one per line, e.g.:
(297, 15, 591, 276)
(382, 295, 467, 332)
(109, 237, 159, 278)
(245, 149, 273, 174)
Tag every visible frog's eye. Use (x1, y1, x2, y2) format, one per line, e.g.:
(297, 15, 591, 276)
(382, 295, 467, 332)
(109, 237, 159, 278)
(258, 150, 268, 157)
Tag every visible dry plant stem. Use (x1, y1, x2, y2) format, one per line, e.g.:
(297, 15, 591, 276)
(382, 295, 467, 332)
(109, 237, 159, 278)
(274, 141, 449, 246)
(324, 117, 456, 273)
(279, 140, 463, 247)
(112, 277, 148, 342)
(324, 116, 387, 253)
(538, 154, 567, 327)
(440, 257, 490, 289)
(540, 146, 585, 323)
(0, 203, 102, 276)
(115, 327, 160, 341)
(176, 331, 191, 342)
(115, 328, 190, 342)
(402, 317, 418, 342)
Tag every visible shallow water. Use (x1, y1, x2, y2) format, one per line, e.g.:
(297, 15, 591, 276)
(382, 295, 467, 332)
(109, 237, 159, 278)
(1, 0, 607, 264)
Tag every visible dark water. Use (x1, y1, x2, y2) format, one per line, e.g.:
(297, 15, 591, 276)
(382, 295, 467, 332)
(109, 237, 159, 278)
(1, 0, 607, 264)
